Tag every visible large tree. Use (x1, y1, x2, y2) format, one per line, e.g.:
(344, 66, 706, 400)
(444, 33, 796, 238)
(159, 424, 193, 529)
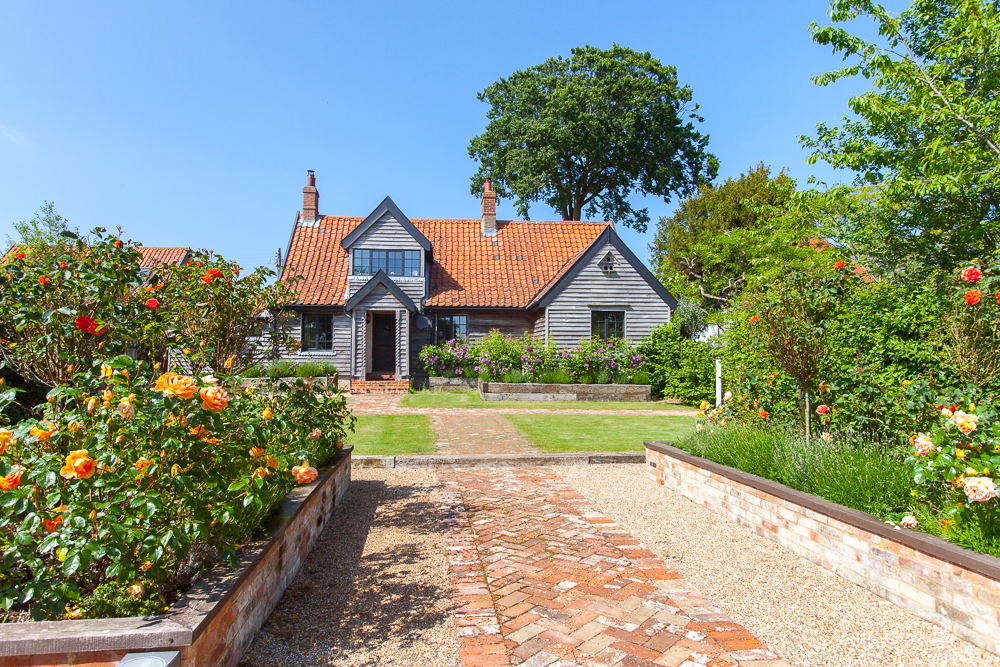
(468, 44, 718, 232)
(650, 163, 824, 309)
(803, 0, 1000, 273)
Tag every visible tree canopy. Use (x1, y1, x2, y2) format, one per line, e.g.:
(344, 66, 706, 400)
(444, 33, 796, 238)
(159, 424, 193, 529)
(803, 0, 1000, 273)
(650, 163, 824, 309)
(468, 44, 718, 232)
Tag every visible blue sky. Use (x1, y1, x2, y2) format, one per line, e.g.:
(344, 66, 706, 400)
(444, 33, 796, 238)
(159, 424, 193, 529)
(0, 1, 899, 270)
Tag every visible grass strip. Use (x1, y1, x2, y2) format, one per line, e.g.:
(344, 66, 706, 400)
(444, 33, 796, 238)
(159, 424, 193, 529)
(344, 415, 436, 456)
(503, 414, 697, 453)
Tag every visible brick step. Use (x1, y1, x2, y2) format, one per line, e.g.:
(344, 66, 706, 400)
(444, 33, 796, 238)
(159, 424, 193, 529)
(350, 380, 410, 395)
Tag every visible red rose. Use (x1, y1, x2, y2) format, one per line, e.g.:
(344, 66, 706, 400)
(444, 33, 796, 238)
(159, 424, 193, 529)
(114, 240, 122, 248)
(834, 260, 846, 270)
(206, 268, 222, 278)
(759, 410, 769, 419)
(195, 261, 203, 267)
(966, 289, 982, 305)
(961, 267, 982, 283)
(749, 315, 759, 324)
(59, 261, 67, 268)
(37, 276, 50, 285)
(201, 274, 213, 284)
(75, 316, 96, 334)
(816, 404, 830, 415)
(145, 298, 159, 309)
(13, 252, 24, 259)
(996, 291, 1000, 306)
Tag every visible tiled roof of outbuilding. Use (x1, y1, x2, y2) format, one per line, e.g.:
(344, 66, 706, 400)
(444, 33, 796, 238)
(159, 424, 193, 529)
(138, 247, 189, 268)
(280, 216, 608, 308)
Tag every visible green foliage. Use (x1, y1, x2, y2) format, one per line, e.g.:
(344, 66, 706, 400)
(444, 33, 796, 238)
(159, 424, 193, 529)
(160, 250, 299, 376)
(468, 44, 718, 232)
(72, 581, 167, 620)
(638, 322, 715, 404)
(677, 425, 917, 520)
(476, 332, 529, 382)
(501, 369, 525, 384)
(0, 354, 353, 621)
(650, 164, 822, 308)
(0, 229, 161, 387)
(293, 362, 338, 378)
(4, 202, 78, 264)
(418, 339, 477, 378)
(803, 0, 1000, 273)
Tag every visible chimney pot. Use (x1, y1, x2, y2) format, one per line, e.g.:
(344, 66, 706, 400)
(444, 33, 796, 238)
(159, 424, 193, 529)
(302, 171, 319, 223)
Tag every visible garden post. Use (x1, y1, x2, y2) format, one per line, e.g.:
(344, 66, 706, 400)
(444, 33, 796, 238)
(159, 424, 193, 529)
(805, 390, 811, 444)
(715, 358, 722, 407)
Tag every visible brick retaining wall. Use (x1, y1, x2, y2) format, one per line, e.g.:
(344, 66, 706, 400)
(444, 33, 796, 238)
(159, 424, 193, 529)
(0, 447, 352, 667)
(644, 441, 1000, 657)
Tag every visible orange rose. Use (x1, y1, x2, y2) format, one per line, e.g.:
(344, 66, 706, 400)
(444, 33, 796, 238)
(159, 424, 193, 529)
(0, 467, 23, 490)
(966, 289, 982, 306)
(29, 423, 58, 443)
(199, 386, 228, 412)
(759, 410, 769, 419)
(38, 276, 50, 285)
(749, 315, 759, 324)
(60, 450, 97, 480)
(154, 373, 197, 400)
(42, 515, 64, 533)
(833, 260, 846, 270)
(135, 458, 154, 475)
(248, 447, 264, 459)
(292, 464, 318, 485)
(253, 466, 270, 478)
(263, 454, 279, 470)
(0, 429, 13, 455)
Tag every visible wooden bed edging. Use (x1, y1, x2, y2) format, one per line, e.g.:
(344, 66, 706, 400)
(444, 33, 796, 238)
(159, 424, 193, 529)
(644, 441, 1000, 657)
(0, 447, 353, 667)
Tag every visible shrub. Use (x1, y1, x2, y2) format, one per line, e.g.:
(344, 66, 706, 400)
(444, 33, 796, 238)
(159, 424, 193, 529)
(476, 332, 526, 381)
(0, 356, 354, 620)
(638, 323, 714, 403)
(501, 369, 525, 383)
(419, 339, 477, 378)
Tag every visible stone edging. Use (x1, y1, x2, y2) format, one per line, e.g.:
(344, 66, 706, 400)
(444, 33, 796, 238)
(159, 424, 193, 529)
(0, 447, 353, 666)
(352, 451, 645, 468)
(478, 378, 651, 402)
(645, 441, 1000, 657)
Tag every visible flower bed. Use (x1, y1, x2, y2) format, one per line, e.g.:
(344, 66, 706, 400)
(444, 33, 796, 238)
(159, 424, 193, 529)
(419, 332, 650, 385)
(478, 379, 651, 402)
(0, 446, 352, 667)
(0, 360, 353, 622)
(645, 441, 1000, 657)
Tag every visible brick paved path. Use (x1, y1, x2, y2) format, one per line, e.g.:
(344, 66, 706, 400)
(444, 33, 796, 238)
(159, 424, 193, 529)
(438, 467, 788, 667)
(433, 412, 539, 455)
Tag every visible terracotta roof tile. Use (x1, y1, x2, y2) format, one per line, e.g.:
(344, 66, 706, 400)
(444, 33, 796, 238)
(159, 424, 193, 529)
(138, 247, 189, 268)
(280, 216, 608, 308)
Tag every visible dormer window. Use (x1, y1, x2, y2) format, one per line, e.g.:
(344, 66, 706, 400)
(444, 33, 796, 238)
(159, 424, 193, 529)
(353, 249, 420, 276)
(598, 251, 617, 274)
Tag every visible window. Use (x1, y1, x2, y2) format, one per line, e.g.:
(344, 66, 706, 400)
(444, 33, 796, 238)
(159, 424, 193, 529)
(302, 313, 333, 351)
(352, 249, 421, 276)
(437, 315, 467, 341)
(591, 310, 624, 341)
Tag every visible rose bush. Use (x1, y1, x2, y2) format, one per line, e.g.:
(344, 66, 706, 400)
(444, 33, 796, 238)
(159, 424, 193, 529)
(418, 338, 479, 378)
(0, 355, 352, 621)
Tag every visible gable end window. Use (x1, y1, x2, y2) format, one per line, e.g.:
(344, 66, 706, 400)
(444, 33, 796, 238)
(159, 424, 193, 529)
(437, 315, 467, 342)
(302, 313, 333, 351)
(353, 249, 420, 276)
(591, 310, 624, 341)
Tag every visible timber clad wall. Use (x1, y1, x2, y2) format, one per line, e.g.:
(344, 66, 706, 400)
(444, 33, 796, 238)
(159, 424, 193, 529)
(547, 243, 671, 348)
(352, 213, 424, 251)
(532, 309, 547, 339)
(284, 312, 352, 370)
(465, 311, 535, 340)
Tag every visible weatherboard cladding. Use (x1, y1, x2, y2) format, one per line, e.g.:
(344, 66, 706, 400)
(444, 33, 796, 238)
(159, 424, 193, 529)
(547, 242, 672, 348)
(281, 214, 610, 309)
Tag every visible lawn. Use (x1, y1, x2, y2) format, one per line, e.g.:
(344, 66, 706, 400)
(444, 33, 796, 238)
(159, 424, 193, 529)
(503, 414, 697, 453)
(401, 390, 694, 411)
(343, 415, 436, 456)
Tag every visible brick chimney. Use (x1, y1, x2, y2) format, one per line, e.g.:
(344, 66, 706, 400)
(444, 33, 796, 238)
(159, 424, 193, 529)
(481, 179, 497, 236)
(302, 170, 319, 224)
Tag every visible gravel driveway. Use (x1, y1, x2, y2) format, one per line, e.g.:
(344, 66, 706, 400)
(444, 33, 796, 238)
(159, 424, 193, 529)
(240, 468, 460, 667)
(559, 464, 1000, 667)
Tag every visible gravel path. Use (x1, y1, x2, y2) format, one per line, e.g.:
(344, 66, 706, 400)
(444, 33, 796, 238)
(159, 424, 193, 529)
(559, 464, 1000, 667)
(240, 468, 460, 667)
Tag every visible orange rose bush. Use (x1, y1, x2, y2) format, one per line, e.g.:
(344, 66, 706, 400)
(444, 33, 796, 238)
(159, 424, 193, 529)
(0, 356, 353, 620)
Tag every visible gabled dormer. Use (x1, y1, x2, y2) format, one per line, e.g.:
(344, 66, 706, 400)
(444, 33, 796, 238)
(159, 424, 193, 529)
(342, 196, 432, 304)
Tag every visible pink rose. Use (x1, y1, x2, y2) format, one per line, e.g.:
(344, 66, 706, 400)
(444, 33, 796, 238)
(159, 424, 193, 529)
(912, 433, 934, 456)
(961, 267, 982, 283)
(901, 516, 919, 529)
(963, 477, 997, 503)
(816, 404, 830, 415)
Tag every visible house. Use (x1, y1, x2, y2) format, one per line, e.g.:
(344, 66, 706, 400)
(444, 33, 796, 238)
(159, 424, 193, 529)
(278, 171, 676, 390)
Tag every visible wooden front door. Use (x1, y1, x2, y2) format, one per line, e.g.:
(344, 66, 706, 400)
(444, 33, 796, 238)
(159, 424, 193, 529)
(371, 312, 396, 375)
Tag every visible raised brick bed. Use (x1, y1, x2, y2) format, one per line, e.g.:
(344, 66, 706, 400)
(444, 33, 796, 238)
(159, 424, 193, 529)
(645, 441, 1000, 657)
(349, 379, 409, 395)
(478, 379, 650, 402)
(0, 447, 353, 667)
